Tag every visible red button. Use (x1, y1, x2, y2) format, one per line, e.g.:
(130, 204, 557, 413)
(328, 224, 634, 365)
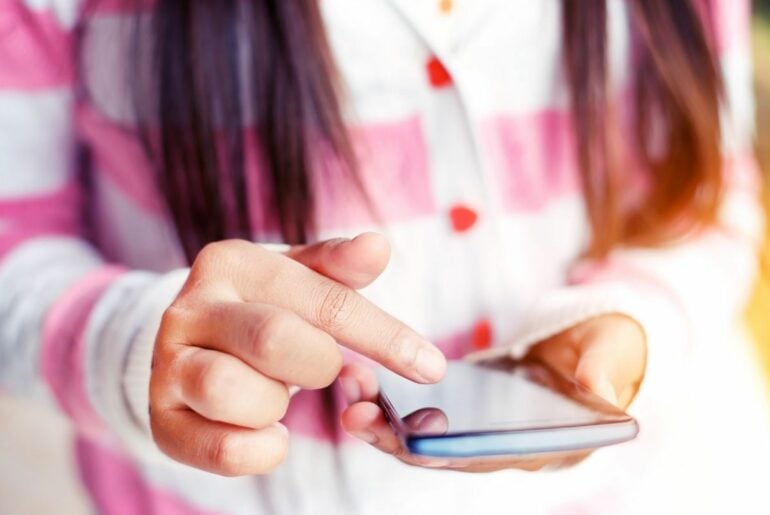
(449, 204, 478, 233)
(426, 56, 452, 88)
(471, 319, 493, 351)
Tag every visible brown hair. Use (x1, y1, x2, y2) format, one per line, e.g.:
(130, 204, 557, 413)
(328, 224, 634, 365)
(563, 0, 723, 257)
(127, 0, 724, 261)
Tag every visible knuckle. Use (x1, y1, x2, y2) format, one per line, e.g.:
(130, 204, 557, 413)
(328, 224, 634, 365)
(191, 359, 231, 412)
(194, 240, 253, 273)
(164, 345, 190, 376)
(150, 345, 183, 392)
(195, 241, 227, 269)
(316, 282, 353, 331)
(249, 310, 290, 360)
(159, 304, 193, 335)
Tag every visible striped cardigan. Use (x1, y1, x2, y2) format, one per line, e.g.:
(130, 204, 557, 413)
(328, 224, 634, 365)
(2, 0, 770, 513)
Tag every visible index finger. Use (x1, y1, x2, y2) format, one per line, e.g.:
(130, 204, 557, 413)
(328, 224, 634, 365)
(235, 245, 447, 384)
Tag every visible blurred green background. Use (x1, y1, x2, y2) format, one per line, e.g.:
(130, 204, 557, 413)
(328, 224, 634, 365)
(746, 1, 770, 386)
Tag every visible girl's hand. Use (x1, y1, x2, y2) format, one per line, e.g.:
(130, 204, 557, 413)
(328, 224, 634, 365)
(339, 314, 646, 472)
(149, 233, 446, 476)
(527, 314, 647, 410)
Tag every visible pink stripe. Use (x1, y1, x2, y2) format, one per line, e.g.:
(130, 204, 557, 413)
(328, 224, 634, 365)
(76, 104, 165, 214)
(314, 115, 436, 230)
(0, 3, 73, 88)
(78, 105, 434, 232)
(724, 152, 761, 193)
(281, 389, 342, 442)
(481, 110, 581, 212)
(75, 436, 218, 515)
(434, 329, 473, 360)
(243, 116, 435, 235)
(0, 183, 82, 260)
(709, 0, 751, 55)
(82, 0, 156, 15)
(41, 265, 126, 438)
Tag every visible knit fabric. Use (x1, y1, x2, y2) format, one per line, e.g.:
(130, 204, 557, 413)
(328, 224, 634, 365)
(1, 1, 769, 513)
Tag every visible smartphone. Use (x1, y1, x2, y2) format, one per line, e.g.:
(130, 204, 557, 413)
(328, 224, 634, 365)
(376, 358, 638, 459)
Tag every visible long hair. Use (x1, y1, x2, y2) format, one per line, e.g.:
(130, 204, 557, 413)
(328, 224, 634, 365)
(125, 0, 724, 262)
(130, 0, 356, 260)
(562, 0, 723, 257)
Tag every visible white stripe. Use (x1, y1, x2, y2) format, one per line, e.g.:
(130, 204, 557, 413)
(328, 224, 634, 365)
(21, 0, 84, 29)
(90, 175, 186, 271)
(0, 88, 73, 197)
(313, 194, 587, 347)
(138, 456, 269, 515)
(721, 49, 756, 152)
(0, 237, 100, 397)
(80, 13, 145, 125)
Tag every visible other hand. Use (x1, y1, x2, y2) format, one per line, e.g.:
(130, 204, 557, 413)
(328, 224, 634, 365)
(339, 314, 646, 472)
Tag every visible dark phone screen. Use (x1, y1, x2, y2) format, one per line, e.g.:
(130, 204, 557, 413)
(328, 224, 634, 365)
(377, 358, 630, 436)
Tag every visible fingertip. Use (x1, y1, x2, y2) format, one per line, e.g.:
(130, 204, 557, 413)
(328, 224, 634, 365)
(338, 375, 362, 405)
(340, 401, 381, 433)
(274, 421, 290, 438)
(575, 362, 619, 406)
(351, 232, 390, 262)
(250, 423, 290, 474)
(334, 233, 390, 288)
(339, 363, 379, 402)
(596, 377, 619, 407)
(341, 401, 407, 457)
(411, 343, 447, 384)
(160, 411, 291, 476)
(419, 410, 448, 433)
(404, 408, 448, 434)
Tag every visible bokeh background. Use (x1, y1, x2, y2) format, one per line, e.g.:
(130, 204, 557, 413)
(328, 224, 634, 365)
(746, 0, 770, 381)
(1, 4, 770, 514)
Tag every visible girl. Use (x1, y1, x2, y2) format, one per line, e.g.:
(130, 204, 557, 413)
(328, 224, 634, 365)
(2, 0, 770, 513)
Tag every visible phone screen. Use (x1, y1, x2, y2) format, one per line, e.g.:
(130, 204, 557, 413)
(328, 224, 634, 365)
(377, 358, 632, 437)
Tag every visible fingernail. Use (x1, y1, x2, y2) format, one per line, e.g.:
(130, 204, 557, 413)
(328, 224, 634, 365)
(619, 385, 636, 408)
(350, 430, 378, 445)
(287, 385, 302, 397)
(419, 411, 448, 433)
(339, 376, 360, 405)
(413, 343, 447, 383)
(334, 238, 352, 248)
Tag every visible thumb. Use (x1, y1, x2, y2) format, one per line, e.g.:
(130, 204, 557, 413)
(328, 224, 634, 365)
(284, 232, 391, 289)
(574, 354, 620, 407)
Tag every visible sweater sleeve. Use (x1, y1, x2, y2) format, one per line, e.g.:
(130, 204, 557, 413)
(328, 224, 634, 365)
(483, 0, 763, 389)
(0, 1, 187, 458)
